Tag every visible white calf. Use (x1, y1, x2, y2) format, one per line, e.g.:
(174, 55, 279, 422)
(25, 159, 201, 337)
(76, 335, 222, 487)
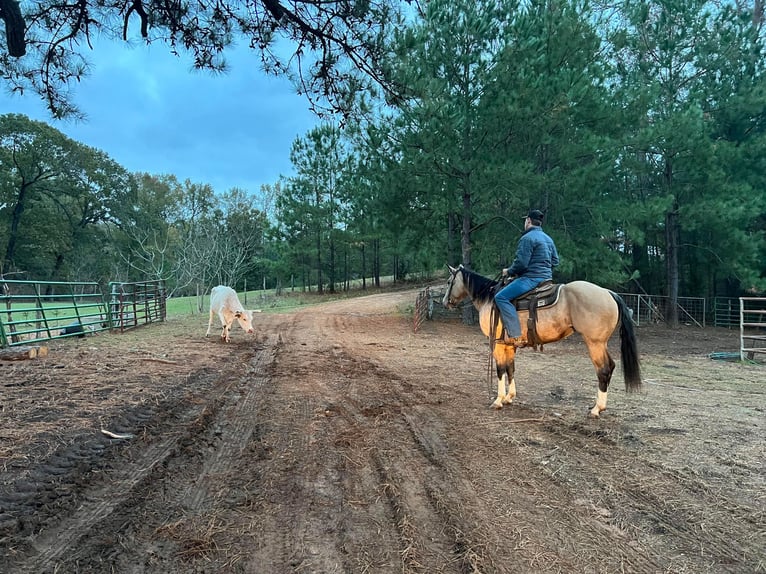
(205, 285, 256, 343)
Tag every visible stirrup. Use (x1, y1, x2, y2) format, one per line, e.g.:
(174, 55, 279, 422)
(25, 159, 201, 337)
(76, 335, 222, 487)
(496, 330, 526, 347)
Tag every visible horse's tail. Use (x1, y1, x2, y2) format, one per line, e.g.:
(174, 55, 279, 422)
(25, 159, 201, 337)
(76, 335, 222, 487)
(611, 292, 642, 393)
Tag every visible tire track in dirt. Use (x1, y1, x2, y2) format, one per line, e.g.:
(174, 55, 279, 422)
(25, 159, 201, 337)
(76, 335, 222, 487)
(63, 343, 273, 574)
(324, 308, 667, 574)
(3, 359, 237, 574)
(23, 438, 182, 573)
(7, 391, 220, 572)
(242, 310, 465, 572)
(74, 338, 282, 574)
(324, 312, 501, 572)
(181, 336, 277, 513)
(371, 407, 494, 574)
(326, 313, 465, 572)
(241, 312, 392, 572)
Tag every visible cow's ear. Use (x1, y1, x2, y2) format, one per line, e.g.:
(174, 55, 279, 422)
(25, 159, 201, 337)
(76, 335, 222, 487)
(234, 311, 242, 318)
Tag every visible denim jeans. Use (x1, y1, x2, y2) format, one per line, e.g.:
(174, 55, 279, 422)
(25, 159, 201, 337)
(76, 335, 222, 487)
(493, 276, 541, 337)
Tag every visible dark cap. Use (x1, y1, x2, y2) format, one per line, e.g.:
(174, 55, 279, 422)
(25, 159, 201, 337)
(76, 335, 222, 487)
(524, 209, 545, 222)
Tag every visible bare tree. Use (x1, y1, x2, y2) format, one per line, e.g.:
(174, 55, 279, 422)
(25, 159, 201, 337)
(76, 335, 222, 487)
(118, 225, 176, 285)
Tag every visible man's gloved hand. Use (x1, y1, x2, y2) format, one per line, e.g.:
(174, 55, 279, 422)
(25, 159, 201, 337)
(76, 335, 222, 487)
(502, 268, 509, 277)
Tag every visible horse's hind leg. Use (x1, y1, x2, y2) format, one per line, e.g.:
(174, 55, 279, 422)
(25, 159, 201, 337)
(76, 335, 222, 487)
(586, 341, 615, 417)
(492, 345, 517, 409)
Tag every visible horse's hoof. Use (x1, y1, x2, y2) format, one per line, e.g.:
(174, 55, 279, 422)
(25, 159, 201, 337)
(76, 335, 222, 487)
(491, 402, 503, 410)
(588, 409, 601, 418)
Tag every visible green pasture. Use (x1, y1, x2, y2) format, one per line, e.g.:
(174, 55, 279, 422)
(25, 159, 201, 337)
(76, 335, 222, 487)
(165, 279, 420, 318)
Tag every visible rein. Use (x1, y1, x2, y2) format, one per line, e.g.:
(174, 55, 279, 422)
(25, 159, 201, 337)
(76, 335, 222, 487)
(473, 269, 507, 397)
(448, 265, 517, 401)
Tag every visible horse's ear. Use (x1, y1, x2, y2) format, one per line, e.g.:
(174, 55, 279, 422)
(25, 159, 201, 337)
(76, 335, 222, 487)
(447, 264, 457, 273)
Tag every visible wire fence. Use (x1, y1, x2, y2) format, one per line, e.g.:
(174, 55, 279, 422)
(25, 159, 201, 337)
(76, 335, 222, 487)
(418, 283, 759, 332)
(616, 293, 706, 327)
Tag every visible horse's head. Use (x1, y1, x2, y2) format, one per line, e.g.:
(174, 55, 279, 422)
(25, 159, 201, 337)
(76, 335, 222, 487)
(443, 264, 468, 308)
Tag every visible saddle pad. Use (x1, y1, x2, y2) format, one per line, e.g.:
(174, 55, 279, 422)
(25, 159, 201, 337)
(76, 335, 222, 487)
(515, 283, 563, 311)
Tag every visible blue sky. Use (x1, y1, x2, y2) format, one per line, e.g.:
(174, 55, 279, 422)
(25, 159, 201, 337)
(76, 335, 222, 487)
(0, 37, 319, 195)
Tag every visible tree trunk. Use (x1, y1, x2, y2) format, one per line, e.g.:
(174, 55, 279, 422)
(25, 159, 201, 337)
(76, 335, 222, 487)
(665, 206, 680, 327)
(447, 212, 457, 267)
(662, 154, 680, 328)
(343, 245, 349, 292)
(460, 185, 472, 269)
(328, 231, 336, 293)
(0, 0, 26, 57)
(4, 182, 30, 270)
(460, 176, 474, 325)
(315, 227, 323, 294)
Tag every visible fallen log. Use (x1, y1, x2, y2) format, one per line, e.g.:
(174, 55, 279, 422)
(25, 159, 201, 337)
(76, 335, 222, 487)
(0, 345, 49, 361)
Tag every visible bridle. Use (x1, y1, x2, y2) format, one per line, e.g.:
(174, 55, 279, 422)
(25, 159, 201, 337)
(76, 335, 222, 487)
(444, 265, 461, 308)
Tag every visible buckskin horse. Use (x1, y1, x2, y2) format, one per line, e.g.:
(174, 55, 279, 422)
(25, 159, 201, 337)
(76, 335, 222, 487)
(442, 265, 642, 416)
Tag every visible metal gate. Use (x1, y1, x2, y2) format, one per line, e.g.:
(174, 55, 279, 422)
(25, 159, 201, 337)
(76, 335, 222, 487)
(109, 281, 167, 332)
(740, 297, 766, 361)
(0, 280, 109, 347)
(0, 279, 166, 348)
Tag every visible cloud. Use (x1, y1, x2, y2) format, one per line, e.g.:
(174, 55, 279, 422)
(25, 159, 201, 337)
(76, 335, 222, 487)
(0, 37, 319, 195)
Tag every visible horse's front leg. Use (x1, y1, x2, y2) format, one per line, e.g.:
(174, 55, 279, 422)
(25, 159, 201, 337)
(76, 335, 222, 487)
(491, 345, 517, 409)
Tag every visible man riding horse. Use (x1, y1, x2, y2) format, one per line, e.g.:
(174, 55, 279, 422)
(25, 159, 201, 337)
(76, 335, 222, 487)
(494, 209, 560, 346)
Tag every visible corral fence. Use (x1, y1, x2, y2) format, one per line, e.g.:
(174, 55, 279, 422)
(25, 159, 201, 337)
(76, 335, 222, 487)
(109, 281, 167, 332)
(0, 279, 166, 348)
(740, 297, 766, 361)
(616, 293, 706, 327)
(416, 286, 766, 364)
(417, 283, 759, 333)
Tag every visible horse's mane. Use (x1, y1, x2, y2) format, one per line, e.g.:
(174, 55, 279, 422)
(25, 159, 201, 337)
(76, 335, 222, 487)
(461, 268, 499, 305)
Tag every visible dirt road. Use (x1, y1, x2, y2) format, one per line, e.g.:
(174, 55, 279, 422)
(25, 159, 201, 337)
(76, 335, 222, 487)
(1, 288, 764, 573)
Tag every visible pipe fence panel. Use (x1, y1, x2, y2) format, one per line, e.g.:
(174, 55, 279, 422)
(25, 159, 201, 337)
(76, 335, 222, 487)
(0, 280, 109, 347)
(0, 279, 166, 348)
(109, 281, 167, 332)
(713, 297, 740, 328)
(740, 297, 766, 362)
(413, 286, 433, 333)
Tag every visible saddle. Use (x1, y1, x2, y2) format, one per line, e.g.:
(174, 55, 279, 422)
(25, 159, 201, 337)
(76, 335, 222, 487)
(513, 281, 562, 311)
(491, 281, 563, 351)
(516, 281, 562, 350)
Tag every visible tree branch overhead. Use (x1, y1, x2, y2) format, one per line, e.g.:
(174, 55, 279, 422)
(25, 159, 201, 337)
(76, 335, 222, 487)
(1, 0, 405, 119)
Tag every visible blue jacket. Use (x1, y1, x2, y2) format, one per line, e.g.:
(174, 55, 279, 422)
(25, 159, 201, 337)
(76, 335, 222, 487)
(508, 226, 559, 281)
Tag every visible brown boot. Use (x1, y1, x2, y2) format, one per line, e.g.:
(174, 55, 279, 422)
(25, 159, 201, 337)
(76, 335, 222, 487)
(498, 330, 526, 347)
